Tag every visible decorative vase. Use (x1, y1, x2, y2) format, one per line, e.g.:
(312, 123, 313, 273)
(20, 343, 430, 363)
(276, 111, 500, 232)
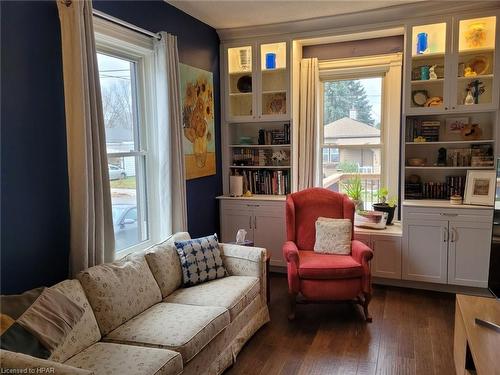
(416, 32, 428, 54)
(372, 203, 397, 225)
(194, 136, 208, 168)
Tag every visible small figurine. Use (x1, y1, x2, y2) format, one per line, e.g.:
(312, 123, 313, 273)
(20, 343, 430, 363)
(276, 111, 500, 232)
(464, 67, 477, 77)
(429, 65, 438, 80)
(464, 90, 475, 105)
(466, 80, 485, 104)
(437, 148, 447, 166)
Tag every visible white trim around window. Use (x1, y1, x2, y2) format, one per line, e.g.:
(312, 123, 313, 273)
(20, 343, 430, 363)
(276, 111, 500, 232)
(318, 53, 402, 208)
(94, 17, 160, 259)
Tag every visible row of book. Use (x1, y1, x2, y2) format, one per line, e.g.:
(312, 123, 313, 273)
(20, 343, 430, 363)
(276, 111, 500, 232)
(404, 176, 466, 200)
(232, 149, 270, 166)
(446, 144, 494, 167)
(235, 169, 290, 195)
(258, 123, 291, 145)
(406, 119, 440, 142)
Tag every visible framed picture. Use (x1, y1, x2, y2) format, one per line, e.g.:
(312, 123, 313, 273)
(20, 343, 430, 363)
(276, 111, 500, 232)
(445, 117, 469, 134)
(180, 63, 216, 180)
(464, 170, 496, 206)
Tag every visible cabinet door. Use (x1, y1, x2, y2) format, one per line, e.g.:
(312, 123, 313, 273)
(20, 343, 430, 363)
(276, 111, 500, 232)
(371, 236, 402, 280)
(448, 220, 492, 287)
(253, 208, 286, 267)
(403, 219, 449, 283)
(225, 44, 257, 122)
(258, 41, 290, 121)
(451, 14, 498, 111)
(220, 208, 254, 244)
(404, 18, 452, 115)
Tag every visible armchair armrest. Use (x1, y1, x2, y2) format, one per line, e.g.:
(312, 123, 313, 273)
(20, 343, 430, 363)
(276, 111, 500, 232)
(282, 241, 299, 266)
(0, 350, 93, 375)
(351, 240, 374, 264)
(219, 243, 267, 304)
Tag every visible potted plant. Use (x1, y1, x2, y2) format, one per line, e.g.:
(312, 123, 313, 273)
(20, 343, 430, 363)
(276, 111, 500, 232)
(373, 187, 398, 225)
(342, 175, 364, 211)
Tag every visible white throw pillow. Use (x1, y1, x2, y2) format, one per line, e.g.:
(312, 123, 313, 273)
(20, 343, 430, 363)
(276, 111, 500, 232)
(314, 217, 352, 255)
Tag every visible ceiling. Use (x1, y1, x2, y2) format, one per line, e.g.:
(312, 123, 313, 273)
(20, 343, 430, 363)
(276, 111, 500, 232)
(166, 0, 424, 30)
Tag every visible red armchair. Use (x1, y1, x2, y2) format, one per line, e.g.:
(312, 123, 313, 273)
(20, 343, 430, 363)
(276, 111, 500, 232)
(283, 188, 374, 321)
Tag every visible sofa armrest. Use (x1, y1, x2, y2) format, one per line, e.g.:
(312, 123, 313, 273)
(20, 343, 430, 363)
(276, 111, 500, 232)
(219, 243, 267, 304)
(0, 350, 93, 375)
(351, 240, 373, 264)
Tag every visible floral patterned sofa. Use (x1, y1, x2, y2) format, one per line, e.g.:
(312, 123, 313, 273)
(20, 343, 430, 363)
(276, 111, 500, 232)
(1, 232, 270, 375)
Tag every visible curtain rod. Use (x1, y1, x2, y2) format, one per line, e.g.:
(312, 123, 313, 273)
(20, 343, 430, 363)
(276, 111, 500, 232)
(92, 9, 161, 40)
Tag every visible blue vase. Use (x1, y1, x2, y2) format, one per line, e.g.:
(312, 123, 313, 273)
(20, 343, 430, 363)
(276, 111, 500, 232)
(265, 53, 276, 69)
(416, 32, 428, 54)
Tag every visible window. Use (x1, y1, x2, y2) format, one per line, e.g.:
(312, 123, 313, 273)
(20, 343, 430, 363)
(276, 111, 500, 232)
(321, 77, 382, 209)
(94, 18, 157, 256)
(319, 54, 402, 211)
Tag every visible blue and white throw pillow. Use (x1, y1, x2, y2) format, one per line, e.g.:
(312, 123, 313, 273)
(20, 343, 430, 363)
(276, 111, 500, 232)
(174, 234, 227, 287)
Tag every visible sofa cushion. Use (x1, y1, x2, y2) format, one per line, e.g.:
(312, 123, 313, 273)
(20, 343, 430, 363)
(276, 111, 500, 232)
(164, 276, 259, 321)
(1, 287, 84, 359)
(175, 234, 227, 287)
(145, 238, 185, 298)
(49, 280, 101, 363)
(65, 342, 183, 375)
(298, 250, 363, 280)
(77, 256, 162, 336)
(103, 302, 229, 364)
(314, 217, 352, 255)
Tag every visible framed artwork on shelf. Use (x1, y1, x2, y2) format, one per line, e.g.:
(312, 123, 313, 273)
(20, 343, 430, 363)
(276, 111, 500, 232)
(445, 117, 468, 134)
(180, 63, 216, 180)
(464, 170, 496, 206)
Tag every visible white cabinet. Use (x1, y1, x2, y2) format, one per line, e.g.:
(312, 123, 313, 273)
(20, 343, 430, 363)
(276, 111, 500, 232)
(403, 219, 449, 283)
(448, 220, 492, 287)
(354, 226, 403, 280)
(222, 40, 291, 122)
(402, 205, 493, 287)
(219, 198, 286, 267)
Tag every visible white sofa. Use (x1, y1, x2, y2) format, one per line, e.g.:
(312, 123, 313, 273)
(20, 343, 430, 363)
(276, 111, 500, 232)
(1, 232, 270, 375)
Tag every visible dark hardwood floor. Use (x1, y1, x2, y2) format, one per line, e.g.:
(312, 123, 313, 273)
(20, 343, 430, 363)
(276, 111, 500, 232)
(226, 273, 456, 375)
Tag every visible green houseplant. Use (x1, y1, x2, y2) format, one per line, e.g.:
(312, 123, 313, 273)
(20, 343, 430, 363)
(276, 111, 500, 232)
(373, 187, 398, 225)
(342, 175, 364, 211)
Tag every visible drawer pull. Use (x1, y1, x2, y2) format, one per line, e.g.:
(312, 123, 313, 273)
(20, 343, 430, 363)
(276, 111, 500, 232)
(440, 213, 458, 217)
(246, 204, 260, 207)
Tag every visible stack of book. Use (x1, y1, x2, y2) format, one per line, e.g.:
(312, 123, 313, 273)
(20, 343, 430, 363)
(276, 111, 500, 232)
(471, 144, 494, 167)
(259, 123, 291, 145)
(406, 119, 440, 142)
(447, 148, 471, 167)
(232, 149, 273, 166)
(237, 169, 290, 195)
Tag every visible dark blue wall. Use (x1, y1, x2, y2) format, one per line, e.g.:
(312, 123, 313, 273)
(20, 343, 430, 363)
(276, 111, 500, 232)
(1, 0, 221, 294)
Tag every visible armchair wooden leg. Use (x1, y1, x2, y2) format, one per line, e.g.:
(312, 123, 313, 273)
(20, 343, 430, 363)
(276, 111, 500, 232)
(288, 292, 297, 320)
(362, 292, 372, 323)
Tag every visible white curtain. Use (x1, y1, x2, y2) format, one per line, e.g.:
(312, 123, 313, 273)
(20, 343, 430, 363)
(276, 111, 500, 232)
(298, 58, 320, 190)
(154, 32, 188, 239)
(57, 0, 115, 275)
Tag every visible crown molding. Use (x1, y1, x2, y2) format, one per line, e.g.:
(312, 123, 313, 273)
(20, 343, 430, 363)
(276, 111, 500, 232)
(217, 1, 499, 42)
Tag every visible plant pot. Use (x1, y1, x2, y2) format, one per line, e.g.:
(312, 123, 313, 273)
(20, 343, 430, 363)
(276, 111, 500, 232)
(372, 203, 397, 225)
(351, 199, 364, 211)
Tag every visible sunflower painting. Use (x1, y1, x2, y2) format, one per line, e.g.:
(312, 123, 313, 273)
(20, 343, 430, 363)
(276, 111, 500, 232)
(180, 64, 216, 180)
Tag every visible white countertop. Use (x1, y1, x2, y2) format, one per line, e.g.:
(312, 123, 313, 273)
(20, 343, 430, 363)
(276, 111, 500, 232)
(403, 200, 493, 210)
(216, 194, 286, 201)
(354, 222, 402, 237)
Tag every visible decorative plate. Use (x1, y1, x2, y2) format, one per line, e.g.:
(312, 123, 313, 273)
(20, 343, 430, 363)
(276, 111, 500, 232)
(467, 55, 489, 76)
(412, 90, 428, 107)
(268, 93, 286, 114)
(237, 75, 252, 93)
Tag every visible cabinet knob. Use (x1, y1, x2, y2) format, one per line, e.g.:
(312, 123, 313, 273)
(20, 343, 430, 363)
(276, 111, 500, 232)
(444, 107, 448, 110)
(452, 106, 456, 110)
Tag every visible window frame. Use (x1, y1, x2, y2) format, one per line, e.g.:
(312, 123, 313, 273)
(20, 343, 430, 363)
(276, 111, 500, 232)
(318, 53, 402, 209)
(94, 17, 159, 258)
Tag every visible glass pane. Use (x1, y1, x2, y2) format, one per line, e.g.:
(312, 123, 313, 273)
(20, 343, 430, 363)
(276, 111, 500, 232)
(410, 23, 447, 109)
(108, 155, 148, 252)
(322, 77, 382, 210)
(261, 42, 287, 116)
(97, 53, 138, 153)
(457, 16, 495, 107)
(228, 46, 253, 117)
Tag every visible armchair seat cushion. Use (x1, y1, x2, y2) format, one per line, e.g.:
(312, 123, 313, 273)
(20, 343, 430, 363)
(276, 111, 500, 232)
(297, 251, 363, 280)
